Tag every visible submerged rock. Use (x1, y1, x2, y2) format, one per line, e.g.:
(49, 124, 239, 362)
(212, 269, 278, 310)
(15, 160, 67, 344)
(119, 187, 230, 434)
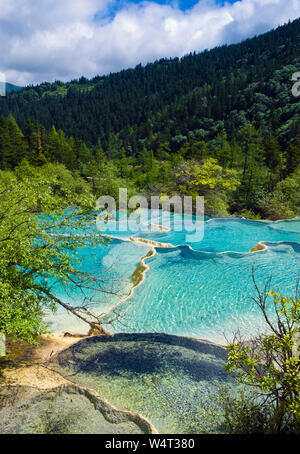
(50, 333, 239, 434)
(249, 242, 267, 253)
(0, 383, 156, 434)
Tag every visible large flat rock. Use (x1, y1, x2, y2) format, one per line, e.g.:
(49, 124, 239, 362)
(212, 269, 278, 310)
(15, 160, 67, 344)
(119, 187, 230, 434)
(0, 383, 154, 434)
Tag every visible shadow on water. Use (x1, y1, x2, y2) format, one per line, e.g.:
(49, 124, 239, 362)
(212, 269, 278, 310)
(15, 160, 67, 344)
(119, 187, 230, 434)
(50, 334, 238, 434)
(67, 344, 228, 383)
(54, 334, 232, 383)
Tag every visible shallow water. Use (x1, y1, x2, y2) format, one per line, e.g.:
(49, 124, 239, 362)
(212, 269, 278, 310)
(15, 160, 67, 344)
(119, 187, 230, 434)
(111, 242, 300, 343)
(97, 210, 300, 251)
(49, 211, 300, 342)
(0, 385, 146, 434)
(52, 334, 238, 434)
(46, 238, 150, 333)
(136, 215, 300, 252)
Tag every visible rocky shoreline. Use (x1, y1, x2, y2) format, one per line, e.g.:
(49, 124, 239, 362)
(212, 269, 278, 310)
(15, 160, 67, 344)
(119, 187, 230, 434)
(0, 334, 158, 434)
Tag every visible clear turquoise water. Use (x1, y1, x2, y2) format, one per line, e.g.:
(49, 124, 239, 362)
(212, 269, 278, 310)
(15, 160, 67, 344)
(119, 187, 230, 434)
(111, 242, 300, 342)
(47, 238, 150, 333)
(135, 214, 300, 252)
(97, 209, 300, 250)
(49, 212, 300, 342)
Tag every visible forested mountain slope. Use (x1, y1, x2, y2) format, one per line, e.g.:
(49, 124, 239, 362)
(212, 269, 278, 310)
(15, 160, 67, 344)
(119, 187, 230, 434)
(0, 18, 300, 152)
(0, 19, 300, 219)
(5, 83, 23, 94)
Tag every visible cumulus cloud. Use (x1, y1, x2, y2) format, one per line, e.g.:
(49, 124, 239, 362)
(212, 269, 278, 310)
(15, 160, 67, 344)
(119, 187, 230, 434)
(1, 0, 300, 85)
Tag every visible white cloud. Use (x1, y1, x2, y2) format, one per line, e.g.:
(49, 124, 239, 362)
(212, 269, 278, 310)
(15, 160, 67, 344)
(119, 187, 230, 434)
(1, 0, 300, 86)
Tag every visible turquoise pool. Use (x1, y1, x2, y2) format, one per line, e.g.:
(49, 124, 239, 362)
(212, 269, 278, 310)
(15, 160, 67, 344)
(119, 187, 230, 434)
(50, 212, 300, 342)
(110, 242, 300, 342)
(46, 238, 150, 333)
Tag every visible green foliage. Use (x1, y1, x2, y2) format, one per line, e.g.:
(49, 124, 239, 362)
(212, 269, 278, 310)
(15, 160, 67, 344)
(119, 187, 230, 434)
(0, 115, 28, 168)
(0, 163, 107, 344)
(233, 125, 270, 211)
(218, 388, 274, 434)
(258, 168, 300, 219)
(0, 110, 299, 218)
(174, 158, 239, 215)
(224, 285, 300, 433)
(236, 209, 261, 220)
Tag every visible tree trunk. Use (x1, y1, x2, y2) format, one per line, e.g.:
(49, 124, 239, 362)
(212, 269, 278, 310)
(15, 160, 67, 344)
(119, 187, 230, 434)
(267, 400, 286, 433)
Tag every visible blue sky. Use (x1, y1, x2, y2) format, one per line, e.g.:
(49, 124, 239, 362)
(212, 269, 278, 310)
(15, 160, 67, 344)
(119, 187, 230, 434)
(0, 0, 299, 86)
(116, 1, 204, 10)
(103, 1, 237, 20)
(112, 1, 236, 11)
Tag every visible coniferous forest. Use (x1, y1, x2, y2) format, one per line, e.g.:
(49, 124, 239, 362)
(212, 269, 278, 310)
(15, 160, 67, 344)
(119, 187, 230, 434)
(0, 18, 300, 218)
